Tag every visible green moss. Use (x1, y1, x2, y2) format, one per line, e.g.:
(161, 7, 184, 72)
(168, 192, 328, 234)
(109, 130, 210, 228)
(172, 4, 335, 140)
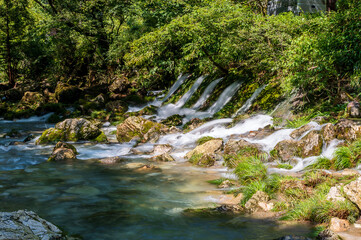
(250, 82, 285, 112)
(36, 128, 65, 144)
(161, 114, 183, 126)
(196, 136, 215, 146)
(277, 163, 293, 170)
(189, 153, 215, 167)
(94, 132, 108, 143)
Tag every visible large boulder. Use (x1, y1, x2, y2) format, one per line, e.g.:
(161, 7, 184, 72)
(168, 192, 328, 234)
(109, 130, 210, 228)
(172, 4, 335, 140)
(224, 139, 264, 156)
(185, 139, 223, 160)
(150, 153, 175, 162)
(297, 130, 323, 158)
(55, 82, 82, 103)
(272, 139, 300, 162)
(18, 92, 45, 110)
(109, 76, 130, 95)
(37, 118, 107, 144)
(116, 116, 178, 143)
(346, 101, 361, 118)
(334, 119, 361, 142)
(343, 177, 361, 209)
(0, 210, 65, 240)
(152, 144, 173, 155)
(326, 185, 346, 203)
(48, 141, 77, 162)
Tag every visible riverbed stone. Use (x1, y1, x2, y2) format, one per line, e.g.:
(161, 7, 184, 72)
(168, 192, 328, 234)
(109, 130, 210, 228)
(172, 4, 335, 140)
(185, 139, 223, 160)
(272, 139, 300, 162)
(152, 144, 173, 155)
(290, 124, 312, 139)
(105, 100, 128, 113)
(329, 217, 350, 232)
(326, 185, 346, 203)
(48, 141, 77, 162)
(343, 177, 361, 209)
(298, 130, 323, 158)
(116, 116, 174, 143)
(224, 139, 264, 156)
(244, 191, 270, 213)
(37, 118, 107, 144)
(321, 123, 336, 143)
(98, 156, 123, 165)
(189, 153, 217, 167)
(0, 210, 64, 240)
(150, 153, 175, 162)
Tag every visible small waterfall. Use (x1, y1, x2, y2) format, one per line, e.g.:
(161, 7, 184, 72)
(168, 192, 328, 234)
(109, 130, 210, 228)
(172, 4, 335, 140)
(174, 75, 207, 108)
(233, 85, 267, 117)
(207, 81, 242, 114)
(162, 74, 190, 102)
(192, 78, 222, 110)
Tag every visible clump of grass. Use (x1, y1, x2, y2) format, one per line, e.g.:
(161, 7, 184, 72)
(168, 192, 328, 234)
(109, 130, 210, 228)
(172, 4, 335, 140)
(334, 147, 353, 170)
(241, 180, 267, 204)
(234, 156, 267, 184)
(277, 163, 293, 170)
(307, 157, 332, 170)
(286, 116, 311, 129)
(196, 136, 215, 146)
(272, 201, 288, 212)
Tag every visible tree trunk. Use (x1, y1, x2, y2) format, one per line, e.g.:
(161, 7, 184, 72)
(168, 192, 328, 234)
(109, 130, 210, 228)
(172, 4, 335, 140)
(327, 0, 337, 11)
(5, 0, 14, 87)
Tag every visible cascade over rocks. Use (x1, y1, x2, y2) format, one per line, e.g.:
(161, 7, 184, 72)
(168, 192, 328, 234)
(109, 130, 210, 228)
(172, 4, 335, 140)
(116, 116, 179, 143)
(37, 118, 107, 144)
(0, 210, 65, 240)
(48, 142, 78, 162)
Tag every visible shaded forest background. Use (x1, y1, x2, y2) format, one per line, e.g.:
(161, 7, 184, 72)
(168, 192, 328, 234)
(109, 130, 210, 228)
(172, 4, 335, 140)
(0, 0, 360, 107)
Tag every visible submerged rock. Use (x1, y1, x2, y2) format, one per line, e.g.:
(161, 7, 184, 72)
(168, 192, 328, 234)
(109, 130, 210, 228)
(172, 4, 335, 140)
(48, 141, 77, 162)
(150, 153, 175, 162)
(37, 118, 107, 144)
(98, 156, 124, 165)
(277, 236, 312, 240)
(0, 210, 64, 240)
(116, 116, 177, 143)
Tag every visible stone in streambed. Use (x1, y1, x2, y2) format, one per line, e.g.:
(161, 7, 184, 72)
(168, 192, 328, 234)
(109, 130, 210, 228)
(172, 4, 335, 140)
(152, 144, 173, 155)
(297, 130, 323, 158)
(150, 153, 175, 162)
(224, 139, 264, 156)
(37, 118, 107, 144)
(329, 217, 350, 232)
(98, 156, 124, 165)
(0, 210, 65, 240)
(316, 229, 341, 240)
(48, 141, 77, 162)
(326, 185, 346, 203)
(185, 139, 223, 159)
(290, 124, 312, 139)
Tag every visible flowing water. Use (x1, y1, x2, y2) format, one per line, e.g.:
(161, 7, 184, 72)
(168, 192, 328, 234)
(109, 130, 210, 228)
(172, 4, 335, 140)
(233, 85, 267, 117)
(174, 76, 207, 108)
(162, 74, 190, 103)
(192, 78, 222, 110)
(1, 77, 337, 239)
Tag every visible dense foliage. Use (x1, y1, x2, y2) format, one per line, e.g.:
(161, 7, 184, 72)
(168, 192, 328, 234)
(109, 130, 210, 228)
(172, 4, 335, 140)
(0, 0, 360, 107)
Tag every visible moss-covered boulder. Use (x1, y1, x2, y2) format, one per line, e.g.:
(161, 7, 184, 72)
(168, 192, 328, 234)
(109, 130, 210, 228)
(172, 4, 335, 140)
(185, 139, 223, 162)
(189, 153, 216, 167)
(36, 118, 107, 144)
(48, 141, 77, 162)
(346, 101, 361, 118)
(224, 139, 264, 156)
(55, 83, 82, 103)
(161, 114, 184, 127)
(297, 130, 323, 158)
(105, 100, 128, 113)
(18, 92, 45, 110)
(116, 116, 176, 143)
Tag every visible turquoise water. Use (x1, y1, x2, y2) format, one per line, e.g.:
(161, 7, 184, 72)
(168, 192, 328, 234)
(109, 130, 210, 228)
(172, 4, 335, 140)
(0, 118, 314, 240)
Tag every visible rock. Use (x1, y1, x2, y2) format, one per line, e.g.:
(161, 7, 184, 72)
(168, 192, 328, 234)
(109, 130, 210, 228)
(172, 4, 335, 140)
(55, 82, 82, 103)
(185, 139, 223, 159)
(108, 76, 130, 95)
(277, 236, 312, 240)
(329, 217, 350, 232)
(334, 119, 361, 142)
(239, 125, 275, 139)
(116, 116, 173, 143)
(340, 169, 360, 176)
(23, 134, 35, 142)
(326, 185, 346, 202)
(317, 229, 341, 240)
(346, 101, 361, 118)
(134, 164, 161, 172)
(219, 180, 234, 188)
(98, 156, 123, 164)
(137, 105, 158, 116)
(298, 130, 323, 158)
(218, 193, 243, 205)
(343, 177, 361, 209)
(150, 153, 175, 162)
(183, 118, 205, 132)
(0, 210, 64, 240)
(48, 141, 77, 162)
(189, 153, 217, 167)
(19, 92, 45, 110)
(290, 124, 312, 139)
(37, 118, 107, 144)
(321, 123, 336, 143)
(152, 144, 173, 155)
(272, 139, 299, 162)
(224, 139, 264, 156)
(244, 191, 270, 213)
(105, 100, 128, 113)
(161, 114, 184, 127)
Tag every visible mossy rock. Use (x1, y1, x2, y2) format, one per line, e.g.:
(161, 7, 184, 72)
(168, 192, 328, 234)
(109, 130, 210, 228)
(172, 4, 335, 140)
(137, 105, 158, 116)
(55, 83, 82, 103)
(105, 100, 128, 113)
(189, 153, 216, 167)
(161, 114, 184, 127)
(196, 136, 215, 146)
